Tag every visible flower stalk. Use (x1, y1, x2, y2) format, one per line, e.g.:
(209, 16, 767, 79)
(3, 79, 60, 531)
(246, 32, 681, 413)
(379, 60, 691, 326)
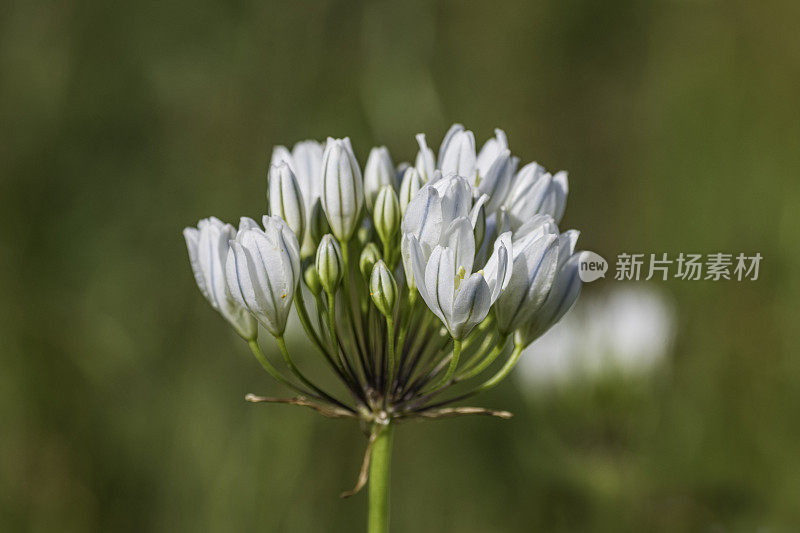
(368, 421, 393, 533)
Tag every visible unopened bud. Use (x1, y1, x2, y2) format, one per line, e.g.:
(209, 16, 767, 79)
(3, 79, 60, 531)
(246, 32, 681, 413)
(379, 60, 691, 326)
(321, 138, 363, 242)
(268, 162, 306, 239)
(363, 146, 395, 213)
(373, 185, 401, 245)
(315, 234, 344, 294)
(369, 261, 397, 317)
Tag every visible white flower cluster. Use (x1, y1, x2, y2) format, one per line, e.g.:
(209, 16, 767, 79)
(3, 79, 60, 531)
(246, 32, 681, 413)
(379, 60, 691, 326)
(183, 123, 594, 417)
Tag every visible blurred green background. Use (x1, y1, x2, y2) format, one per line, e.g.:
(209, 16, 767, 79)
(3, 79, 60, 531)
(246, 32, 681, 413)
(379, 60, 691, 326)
(2, 0, 799, 531)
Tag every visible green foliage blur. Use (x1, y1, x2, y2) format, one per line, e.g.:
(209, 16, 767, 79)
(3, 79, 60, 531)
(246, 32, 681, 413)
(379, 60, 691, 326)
(2, 0, 798, 531)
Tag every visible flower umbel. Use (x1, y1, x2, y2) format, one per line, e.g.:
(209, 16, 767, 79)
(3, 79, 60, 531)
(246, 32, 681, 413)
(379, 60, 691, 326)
(183, 123, 597, 532)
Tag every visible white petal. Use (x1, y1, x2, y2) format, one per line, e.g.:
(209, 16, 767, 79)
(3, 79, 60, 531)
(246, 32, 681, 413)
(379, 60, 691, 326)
(437, 123, 464, 168)
(444, 217, 475, 276)
(268, 162, 306, 238)
(557, 229, 580, 269)
(550, 171, 569, 223)
(431, 175, 472, 222)
(494, 232, 558, 334)
(423, 246, 453, 327)
(475, 129, 508, 178)
(364, 146, 396, 212)
(270, 145, 294, 172)
(238, 217, 260, 232)
(505, 163, 550, 229)
(440, 130, 476, 182)
(478, 149, 515, 213)
(291, 140, 323, 209)
(521, 251, 584, 344)
(415, 133, 436, 182)
(401, 186, 444, 256)
(183, 227, 210, 302)
(482, 231, 512, 302)
(451, 273, 491, 339)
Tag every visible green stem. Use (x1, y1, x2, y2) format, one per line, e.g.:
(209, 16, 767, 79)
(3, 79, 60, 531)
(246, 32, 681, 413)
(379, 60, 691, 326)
(327, 292, 342, 365)
(430, 338, 462, 390)
(476, 343, 524, 393)
(275, 336, 346, 408)
(384, 317, 395, 401)
(412, 342, 526, 412)
(457, 334, 508, 381)
(294, 292, 329, 356)
(368, 422, 393, 533)
(339, 241, 368, 359)
(247, 339, 312, 397)
(394, 296, 415, 361)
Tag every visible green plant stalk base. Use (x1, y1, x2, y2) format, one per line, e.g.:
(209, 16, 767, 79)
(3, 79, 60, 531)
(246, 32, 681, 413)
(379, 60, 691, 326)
(368, 422, 393, 533)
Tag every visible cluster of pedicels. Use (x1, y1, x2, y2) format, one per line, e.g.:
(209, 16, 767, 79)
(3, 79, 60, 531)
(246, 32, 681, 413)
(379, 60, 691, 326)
(184, 124, 591, 441)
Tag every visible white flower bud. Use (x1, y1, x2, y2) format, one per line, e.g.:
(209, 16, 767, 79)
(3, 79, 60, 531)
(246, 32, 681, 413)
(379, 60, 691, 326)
(369, 260, 397, 317)
(184, 217, 258, 340)
(225, 216, 301, 337)
(399, 167, 423, 214)
(364, 146, 396, 213)
(268, 162, 306, 240)
(320, 137, 363, 242)
(373, 185, 401, 246)
(290, 140, 324, 210)
(315, 234, 344, 294)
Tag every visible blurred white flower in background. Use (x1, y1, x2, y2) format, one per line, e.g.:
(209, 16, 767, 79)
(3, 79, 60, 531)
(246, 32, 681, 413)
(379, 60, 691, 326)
(516, 284, 676, 389)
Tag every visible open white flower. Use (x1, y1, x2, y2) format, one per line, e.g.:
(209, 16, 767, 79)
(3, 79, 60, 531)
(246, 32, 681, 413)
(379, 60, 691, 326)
(406, 222, 511, 339)
(400, 175, 483, 289)
(401, 174, 513, 339)
(494, 215, 561, 336)
(183, 217, 258, 339)
(225, 215, 301, 337)
(516, 229, 585, 346)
